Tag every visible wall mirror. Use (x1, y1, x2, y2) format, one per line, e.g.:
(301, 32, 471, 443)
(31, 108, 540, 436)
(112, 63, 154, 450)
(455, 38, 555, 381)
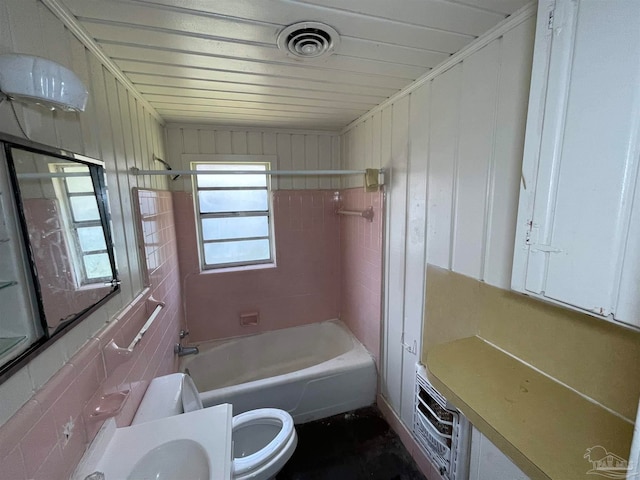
(0, 134, 119, 383)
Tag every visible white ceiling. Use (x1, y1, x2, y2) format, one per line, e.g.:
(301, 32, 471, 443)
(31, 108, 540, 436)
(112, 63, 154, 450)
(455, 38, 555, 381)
(60, 0, 530, 130)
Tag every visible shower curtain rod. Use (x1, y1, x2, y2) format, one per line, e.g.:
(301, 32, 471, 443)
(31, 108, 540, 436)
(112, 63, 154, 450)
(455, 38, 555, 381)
(130, 167, 380, 176)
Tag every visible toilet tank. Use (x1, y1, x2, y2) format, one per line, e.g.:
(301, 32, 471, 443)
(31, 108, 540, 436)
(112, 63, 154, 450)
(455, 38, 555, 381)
(131, 373, 186, 425)
(181, 374, 204, 413)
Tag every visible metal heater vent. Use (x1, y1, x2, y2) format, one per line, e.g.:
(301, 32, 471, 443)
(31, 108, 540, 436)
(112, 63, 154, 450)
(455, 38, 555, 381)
(277, 22, 340, 60)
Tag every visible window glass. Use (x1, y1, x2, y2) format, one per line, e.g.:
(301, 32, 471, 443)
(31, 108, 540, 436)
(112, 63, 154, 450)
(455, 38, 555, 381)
(83, 253, 112, 279)
(204, 239, 271, 266)
(69, 196, 100, 222)
(64, 167, 93, 193)
(201, 216, 269, 241)
(193, 161, 273, 269)
(196, 164, 266, 188)
(198, 190, 268, 213)
(77, 226, 107, 252)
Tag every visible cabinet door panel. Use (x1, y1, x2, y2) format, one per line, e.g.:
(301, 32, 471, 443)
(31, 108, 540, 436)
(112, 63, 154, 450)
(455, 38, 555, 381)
(542, 0, 640, 314)
(514, 0, 640, 324)
(469, 427, 530, 480)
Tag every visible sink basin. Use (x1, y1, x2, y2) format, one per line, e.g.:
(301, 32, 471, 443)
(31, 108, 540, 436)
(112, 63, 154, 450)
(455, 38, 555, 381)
(128, 439, 209, 480)
(72, 404, 232, 480)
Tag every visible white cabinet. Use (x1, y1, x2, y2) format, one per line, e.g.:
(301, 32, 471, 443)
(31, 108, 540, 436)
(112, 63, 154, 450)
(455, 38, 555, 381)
(512, 0, 640, 328)
(468, 427, 530, 480)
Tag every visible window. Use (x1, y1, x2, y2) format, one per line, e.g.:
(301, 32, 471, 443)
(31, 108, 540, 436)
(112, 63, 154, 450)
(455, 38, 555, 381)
(192, 162, 273, 269)
(52, 164, 112, 284)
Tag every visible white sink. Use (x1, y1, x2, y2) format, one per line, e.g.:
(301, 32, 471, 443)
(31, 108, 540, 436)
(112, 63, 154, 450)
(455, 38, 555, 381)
(72, 404, 233, 480)
(128, 439, 209, 480)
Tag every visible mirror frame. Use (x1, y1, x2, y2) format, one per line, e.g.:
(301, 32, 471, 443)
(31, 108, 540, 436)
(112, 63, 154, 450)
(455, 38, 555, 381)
(0, 132, 120, 385)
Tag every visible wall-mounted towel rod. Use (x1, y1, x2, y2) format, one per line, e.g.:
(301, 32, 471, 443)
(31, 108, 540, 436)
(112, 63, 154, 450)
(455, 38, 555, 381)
(130, 167, 381, 177)
(105, 298, 165, 359)
(337, 206, 374, 222)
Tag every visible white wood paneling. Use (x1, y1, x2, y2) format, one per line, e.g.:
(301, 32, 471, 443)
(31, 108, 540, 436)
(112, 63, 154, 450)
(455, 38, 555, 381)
(483, 18, 535, 287)
(452, 42, 500, 278)
(400, 84, 431, 426)
(379, 105, 393, 401)
(0, 0, 166, 424)
(165, 126, 341, 191)
(427, 64, 461, 270)
(53, 0, 528, 128)
(341, 12, 535, 431)
(385, 98, 410, 413)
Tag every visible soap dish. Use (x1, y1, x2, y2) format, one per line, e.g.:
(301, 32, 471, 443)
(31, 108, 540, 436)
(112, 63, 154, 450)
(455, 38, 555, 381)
(87, 390, 130, 421)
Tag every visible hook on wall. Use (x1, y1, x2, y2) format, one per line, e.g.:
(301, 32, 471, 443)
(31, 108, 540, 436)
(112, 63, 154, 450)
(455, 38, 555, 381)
(152, 154, 180, 181)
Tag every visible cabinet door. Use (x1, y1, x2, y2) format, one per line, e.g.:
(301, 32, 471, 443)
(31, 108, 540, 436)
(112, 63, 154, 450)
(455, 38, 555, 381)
(468, 427, 530, 480)
(513, 0, 640, 325)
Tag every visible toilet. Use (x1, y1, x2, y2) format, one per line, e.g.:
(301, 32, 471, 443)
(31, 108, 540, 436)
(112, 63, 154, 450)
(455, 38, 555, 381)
(132, 373, 298, 480)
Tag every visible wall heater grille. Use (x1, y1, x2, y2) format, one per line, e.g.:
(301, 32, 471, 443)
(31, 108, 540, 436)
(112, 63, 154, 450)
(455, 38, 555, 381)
(414, 364, 470, 480)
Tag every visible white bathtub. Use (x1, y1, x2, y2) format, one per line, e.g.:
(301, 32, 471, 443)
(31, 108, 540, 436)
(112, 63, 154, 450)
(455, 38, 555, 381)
(180, 320, 377, 423)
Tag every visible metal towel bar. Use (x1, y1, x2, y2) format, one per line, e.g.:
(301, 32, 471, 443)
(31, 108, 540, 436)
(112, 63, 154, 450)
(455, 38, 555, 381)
(337, 206, 374, 222)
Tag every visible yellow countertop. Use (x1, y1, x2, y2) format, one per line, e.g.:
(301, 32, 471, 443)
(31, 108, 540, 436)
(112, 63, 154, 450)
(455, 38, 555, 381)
(426, 336, 634, 480)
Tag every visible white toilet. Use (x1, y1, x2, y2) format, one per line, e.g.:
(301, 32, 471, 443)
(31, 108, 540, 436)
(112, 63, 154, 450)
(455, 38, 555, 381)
(132, 373, 298, 480)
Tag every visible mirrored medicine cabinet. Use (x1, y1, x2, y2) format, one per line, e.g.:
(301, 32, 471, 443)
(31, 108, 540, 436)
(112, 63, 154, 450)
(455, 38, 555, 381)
(0, 133, 119, 384)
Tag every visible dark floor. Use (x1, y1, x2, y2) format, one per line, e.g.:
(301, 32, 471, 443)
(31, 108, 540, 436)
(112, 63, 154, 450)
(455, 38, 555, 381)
(277, 406, 426, 480)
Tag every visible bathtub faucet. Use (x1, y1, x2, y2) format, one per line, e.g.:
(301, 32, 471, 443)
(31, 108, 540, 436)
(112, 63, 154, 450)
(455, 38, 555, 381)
(174, 343, 199, 357)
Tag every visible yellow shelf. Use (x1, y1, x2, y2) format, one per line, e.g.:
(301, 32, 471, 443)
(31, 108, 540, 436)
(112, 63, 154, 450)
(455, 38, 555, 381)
(426, 336, 634, 480)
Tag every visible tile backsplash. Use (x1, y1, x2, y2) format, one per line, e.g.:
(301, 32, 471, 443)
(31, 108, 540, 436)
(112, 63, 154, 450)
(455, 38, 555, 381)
(173, 189, 341, 341)
(422, 265, 640, 421)
(339, 188, 384, 364)
(0, 189, 183, 479)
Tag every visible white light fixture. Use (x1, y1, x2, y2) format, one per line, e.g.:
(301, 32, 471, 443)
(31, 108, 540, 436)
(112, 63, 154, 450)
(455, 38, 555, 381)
(0, 54, 88, 112)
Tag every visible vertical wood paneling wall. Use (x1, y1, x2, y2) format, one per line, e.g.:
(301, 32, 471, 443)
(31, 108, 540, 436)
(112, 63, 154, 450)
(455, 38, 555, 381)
(165, 125, 341, 191)
(341, 15, 536, 427)
(0, 0, 166, 425)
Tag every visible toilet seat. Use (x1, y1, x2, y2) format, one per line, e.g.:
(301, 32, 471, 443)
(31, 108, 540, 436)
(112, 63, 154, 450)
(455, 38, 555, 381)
(232, 408, 295, 477)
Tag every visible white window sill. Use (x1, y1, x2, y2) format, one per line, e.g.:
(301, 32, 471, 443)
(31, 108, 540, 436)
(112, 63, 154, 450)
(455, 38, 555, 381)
(201, 262, 276, 274)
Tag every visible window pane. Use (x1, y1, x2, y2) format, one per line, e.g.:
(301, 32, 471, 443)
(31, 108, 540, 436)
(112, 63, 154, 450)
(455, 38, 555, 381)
(63, 166, 93, 193)
(77, 226, 106, 252)
(198, 190, 268, 213)
(196, 164, 267, 188)
(204, 239, 270, 266)
(70, 196, 100, 221)
(83, 253, 112, 279)
(202, 216, 269, 241)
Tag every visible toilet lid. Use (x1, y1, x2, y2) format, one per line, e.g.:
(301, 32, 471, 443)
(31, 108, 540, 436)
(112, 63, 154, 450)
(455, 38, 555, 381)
(232, 409, 295, 476)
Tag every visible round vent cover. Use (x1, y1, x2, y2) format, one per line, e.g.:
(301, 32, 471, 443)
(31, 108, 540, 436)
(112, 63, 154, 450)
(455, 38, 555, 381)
(277, 22, 340, 60)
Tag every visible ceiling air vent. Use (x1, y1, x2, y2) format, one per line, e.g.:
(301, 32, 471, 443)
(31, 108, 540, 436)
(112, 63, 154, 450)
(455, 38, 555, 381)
(277, 22, 340, 60)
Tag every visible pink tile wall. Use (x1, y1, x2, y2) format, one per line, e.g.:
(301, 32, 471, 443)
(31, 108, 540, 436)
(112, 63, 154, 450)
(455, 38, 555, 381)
(173, 190, 341, 341)
(339, 188, 384, 364)
(0, 189, 183, 480)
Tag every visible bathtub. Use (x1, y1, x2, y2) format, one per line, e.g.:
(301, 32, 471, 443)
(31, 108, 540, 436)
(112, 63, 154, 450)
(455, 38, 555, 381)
(180, 320, 377, 423)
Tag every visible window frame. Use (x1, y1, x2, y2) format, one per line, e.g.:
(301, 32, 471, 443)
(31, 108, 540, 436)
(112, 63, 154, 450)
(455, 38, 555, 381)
(190, 158, 275, 270)
(49, 163, 112, 285)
